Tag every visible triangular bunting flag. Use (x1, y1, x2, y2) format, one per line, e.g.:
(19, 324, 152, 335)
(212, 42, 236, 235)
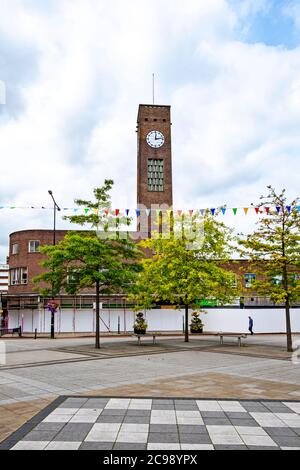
(189, 210, 193, 216)
(243, 208, 249, 215)
(200, 209, 205, 216)
(135, 209, 141, 217)
(115, 209, 119, 216)
(125, 209, 130, 216)
(177, 210, 182, 217)
(221, 207, 226, 215)
(210, 208, 215, 216)
(255, 207, 259, 214)
(104, 209, 109, 215)
(265, 207, 270, 214)
(146, 208, 151, 216)
(286, 206, 291, 213)
(232, 208, 237, 215)
(276, 206, 281, 213)
(84, 208, 89, 214)
(296, 206, 300, 212)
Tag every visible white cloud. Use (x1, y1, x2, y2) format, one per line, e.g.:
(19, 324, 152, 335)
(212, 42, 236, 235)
(0, 0, 299, 259)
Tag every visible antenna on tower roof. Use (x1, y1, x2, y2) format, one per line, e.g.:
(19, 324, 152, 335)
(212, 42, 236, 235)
(152, 73, 155, 105)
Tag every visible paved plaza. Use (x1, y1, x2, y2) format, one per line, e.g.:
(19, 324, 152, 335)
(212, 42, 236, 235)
(1, 397, 300, 450)
(0, 335, 300, 449)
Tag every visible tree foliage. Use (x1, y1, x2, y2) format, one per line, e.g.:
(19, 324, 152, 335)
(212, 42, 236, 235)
(239, 186, 300, 351)
(130, 213, 237, 341)
(33, 231, 142, 297)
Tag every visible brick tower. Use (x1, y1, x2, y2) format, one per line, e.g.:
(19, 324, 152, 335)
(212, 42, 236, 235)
(136, 104, 173, 235)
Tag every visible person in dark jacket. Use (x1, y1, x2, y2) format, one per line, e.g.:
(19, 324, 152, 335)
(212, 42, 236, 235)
(248, 316, 254, 335)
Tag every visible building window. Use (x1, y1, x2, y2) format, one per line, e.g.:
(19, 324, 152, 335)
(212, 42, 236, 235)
(28, 240, 40, 253)
(272, 275, 282, 285)
(20, 267, 28, 284)
(148, 159, 164, 192)
(10, 268, 20, 285)
(67, 268, 80, 286)
(245, 273, 256, 288)
(12, 243, 19, 255)
(10, 267, 28, 285)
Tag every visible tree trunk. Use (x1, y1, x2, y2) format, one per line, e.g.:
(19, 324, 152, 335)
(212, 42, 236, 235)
(95, 280, 100, 349)
(285, 298, 293, 353)
(283, 260, 293, 352)
(184, 304, 189, 343)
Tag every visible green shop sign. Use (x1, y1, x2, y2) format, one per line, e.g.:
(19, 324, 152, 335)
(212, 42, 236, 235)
(195, 299, 220, 307)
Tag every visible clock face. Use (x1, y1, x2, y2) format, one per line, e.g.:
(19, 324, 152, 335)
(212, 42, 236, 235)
(146, 130, 165, 148)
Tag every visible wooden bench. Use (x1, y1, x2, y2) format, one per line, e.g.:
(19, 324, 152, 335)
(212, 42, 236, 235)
(132, 333, 160, 346)
(0, 326, 22, 337)
(216, 333, 247, 347)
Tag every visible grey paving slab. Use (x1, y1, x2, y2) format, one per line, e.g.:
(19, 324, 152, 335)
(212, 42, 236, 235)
(229, 418, 259, 427)
(203, 418, 232, 425)
(214, 445, 248, 450)
(34, 422, 65, 432)
(201, 411, 226, 418)
(272, 436, 300, 447)
(79, 442, 114, 450)
(180, 433, 212, 444)
(264, 427, 299, 437)
(22, 430, 59, 441)
(178, 425, 208, 434)
(175, 403, 199, 410)
(53, 423, 93, 441)
(148, 433, 179, 443)
(126, 410, 151, 417)
(113, 443, 147, 450)
(152, 404, 175, 410)
(3, 396, 300, 451)
(97, 415, 125, 423)
(149, 424, 178, 433)
(123, 415, 150, 424)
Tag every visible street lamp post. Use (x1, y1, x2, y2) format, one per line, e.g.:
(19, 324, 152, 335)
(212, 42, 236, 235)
(48, 190, 61, 339)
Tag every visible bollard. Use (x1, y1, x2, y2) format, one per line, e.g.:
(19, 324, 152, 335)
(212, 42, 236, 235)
(182, 315, 185, 334)
(18, 326, 22, 337)
(118, 316, 120, 334)
(34, 328, 37, 340)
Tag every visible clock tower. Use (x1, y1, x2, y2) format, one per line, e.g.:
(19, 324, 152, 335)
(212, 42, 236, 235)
(137, 104, 173, 213)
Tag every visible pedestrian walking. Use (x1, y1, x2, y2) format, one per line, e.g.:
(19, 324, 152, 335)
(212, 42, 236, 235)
(248, 316, 254, 335)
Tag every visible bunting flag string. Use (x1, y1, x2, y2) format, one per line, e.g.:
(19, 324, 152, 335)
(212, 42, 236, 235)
(0, 205, 300, 217)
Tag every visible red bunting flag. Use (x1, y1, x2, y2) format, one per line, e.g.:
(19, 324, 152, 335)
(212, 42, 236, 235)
(189, 210, 193, 216)
(177, 210, 182, 216)
(255, 208, 259, 214)
(265, 207, 270, 214)
(104, 209, 109, 215)
(115, 209, 119, 216)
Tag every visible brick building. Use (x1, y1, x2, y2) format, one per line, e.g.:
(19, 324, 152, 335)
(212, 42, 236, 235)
(3, 103, 299, 333)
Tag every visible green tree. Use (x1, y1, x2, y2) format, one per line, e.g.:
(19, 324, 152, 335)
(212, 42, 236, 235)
(131, 212, 237, 342)
(239, 186, 300, 352)
(34, 180, 141, 348)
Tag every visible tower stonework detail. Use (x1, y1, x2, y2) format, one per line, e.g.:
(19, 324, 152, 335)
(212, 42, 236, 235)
(137, 104, 173, 211)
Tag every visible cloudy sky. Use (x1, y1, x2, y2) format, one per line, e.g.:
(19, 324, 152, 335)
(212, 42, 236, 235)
(0, 0, 300, 261)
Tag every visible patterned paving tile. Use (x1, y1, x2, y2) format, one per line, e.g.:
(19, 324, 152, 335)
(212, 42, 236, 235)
(2, 397, 300, 450)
